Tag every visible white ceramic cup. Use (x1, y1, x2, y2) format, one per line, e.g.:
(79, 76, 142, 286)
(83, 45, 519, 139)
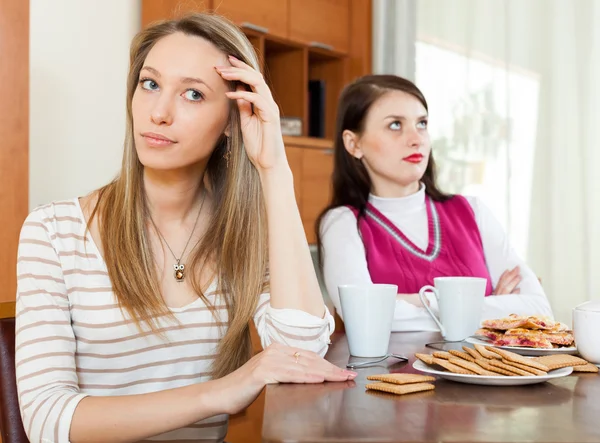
(418, 277, 486, 342)
(573, 301, 600, 365)
(338, 284, 397, 357)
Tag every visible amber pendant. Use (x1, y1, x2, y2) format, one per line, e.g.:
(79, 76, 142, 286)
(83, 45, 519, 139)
(173, 263, 185, 282)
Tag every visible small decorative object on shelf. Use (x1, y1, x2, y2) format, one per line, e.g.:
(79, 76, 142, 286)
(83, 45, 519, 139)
(280, 116, 303, 136)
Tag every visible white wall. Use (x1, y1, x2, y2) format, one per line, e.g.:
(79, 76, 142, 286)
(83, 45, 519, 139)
(29, 0, 141, 209)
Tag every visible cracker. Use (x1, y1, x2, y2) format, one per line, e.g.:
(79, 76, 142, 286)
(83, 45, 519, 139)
(474, 343, 501, 359)
(501, 359, 547, 376)
(415, 353, 434, 365)
(365, 389, 435, 400)
(488, 359, 534, 376)
(448, 350, 476, 362)
(367, 373, 435, 385)
(463, 346, 484, 360)
(532, 354, 588, 370)
(449, 357, 498, 376)
(432, 357, 476, 374)
(432, 351, 452, 360)
(485, 346, 549, 371)
(572, 363, 599, 373)
(366, 382, 435, 395)
(475, 359, 511, 376)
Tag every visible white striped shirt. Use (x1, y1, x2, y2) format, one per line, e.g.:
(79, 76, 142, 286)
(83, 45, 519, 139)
(16, 199, 334, 443)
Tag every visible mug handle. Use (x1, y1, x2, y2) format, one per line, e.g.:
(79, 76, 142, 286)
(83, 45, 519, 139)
(418, 285, 445, 336)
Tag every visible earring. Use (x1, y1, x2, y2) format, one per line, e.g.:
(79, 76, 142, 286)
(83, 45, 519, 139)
(223, 146, 231, 168)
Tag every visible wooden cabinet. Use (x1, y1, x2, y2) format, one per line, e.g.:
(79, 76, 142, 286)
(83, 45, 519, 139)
(213, 0, 288, 39)
(289, 0, 350, 53)
(141, 0, 208, 26)
(285, 139, 335, 244)
(300, 148, 335, 244)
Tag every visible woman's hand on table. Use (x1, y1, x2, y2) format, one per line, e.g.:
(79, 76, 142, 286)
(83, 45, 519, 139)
(216, 343, 357, 415)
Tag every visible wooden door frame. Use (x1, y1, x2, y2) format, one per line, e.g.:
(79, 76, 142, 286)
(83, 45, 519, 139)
(0, 0, 29, 318)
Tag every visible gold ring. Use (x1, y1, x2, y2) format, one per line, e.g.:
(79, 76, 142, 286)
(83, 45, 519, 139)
(293, 351, 300, 363)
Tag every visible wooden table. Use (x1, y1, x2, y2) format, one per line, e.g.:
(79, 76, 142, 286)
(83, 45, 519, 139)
(261, 332, 600, 442)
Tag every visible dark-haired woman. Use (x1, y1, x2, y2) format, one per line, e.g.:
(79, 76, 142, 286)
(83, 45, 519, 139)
(317, 75, 552, 332)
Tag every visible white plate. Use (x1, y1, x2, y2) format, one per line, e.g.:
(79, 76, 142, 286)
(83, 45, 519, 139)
(465, 337, 578, 356)
(413, 359, 573, 386)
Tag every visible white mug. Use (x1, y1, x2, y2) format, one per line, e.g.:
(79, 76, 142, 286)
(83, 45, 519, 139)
(338, 284, 397, 358)
(573, 301, 600, 365)
(418, 277, 486, 341)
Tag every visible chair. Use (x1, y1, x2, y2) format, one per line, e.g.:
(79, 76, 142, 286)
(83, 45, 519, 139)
(0, 317, 29, 443)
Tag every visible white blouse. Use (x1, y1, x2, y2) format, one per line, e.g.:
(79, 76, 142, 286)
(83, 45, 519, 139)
(319, 185, 553, 332)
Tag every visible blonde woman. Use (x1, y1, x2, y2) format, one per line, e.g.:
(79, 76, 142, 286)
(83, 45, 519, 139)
(16, 13, 355, 443)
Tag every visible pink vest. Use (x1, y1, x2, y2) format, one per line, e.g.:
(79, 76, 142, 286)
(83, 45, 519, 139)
(349, 195, 493, 296)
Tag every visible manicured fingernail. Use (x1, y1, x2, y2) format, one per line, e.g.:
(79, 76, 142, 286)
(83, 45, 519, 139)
(343, 370, 358, 376)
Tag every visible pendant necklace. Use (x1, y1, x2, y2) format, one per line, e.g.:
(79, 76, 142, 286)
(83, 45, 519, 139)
(150, 190, 206, 282)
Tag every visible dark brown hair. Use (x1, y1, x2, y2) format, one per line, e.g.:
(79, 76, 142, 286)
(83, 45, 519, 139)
(316, 75, 451, 261)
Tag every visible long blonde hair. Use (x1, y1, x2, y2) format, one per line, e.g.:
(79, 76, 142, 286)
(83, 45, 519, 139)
(90, 13, 267, 378)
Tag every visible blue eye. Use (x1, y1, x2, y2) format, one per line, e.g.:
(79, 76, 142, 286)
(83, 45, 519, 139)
(183, 89, 204, 102)
(140, 79, 159, 91)
(389, 121, 401, 130)
(417, 120, 428, 129)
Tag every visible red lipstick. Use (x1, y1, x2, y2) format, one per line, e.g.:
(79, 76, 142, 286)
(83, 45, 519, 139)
(403, 153, 423, 163)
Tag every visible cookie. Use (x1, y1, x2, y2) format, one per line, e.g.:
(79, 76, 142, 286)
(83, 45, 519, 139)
(463, 346, 484, 360)
(485, 346, 549, 371)
(365, 382, 435, 395)
(488, 359, 534, 376)
(474, 343, 501, 359)
(432, 351, 452, 360)
(432, 357, 475, 374)
(475, 359, 512, 376)
(448, 350, 476, 363)
(366, 373, 435, 385)
(449, 357, 498, 376)
(572, 363, 599, 373)
(415, 353, 434, 365)
(500, 359, 547, 376)
(532, 354, 589, 370)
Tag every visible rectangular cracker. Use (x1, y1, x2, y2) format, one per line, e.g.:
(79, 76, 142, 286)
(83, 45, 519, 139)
(485, 346, 549, 371)
(449, 357, 497, 376)
(367, 373, 435, 385)
(488, 359, 534, 376)
(415, 353, 434, 365)
(572, 363, 599, 373)
(532, 354, 588, 370)
(448, 350, 476, 362)
(432, 351, 452, 360)
(366, 382, 435, 395)
(475, 359, 511, 376)
(474, 343, 501, 359)
(463, 346, 484, 360)
(501, 359, 547, 376)
(432, 357, 476, 374)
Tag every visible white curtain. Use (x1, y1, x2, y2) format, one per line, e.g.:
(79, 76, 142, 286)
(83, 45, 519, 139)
(373, 0, 600, 324)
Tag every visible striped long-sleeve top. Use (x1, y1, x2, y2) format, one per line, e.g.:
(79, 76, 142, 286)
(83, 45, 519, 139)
(15, 199, 334, 443)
